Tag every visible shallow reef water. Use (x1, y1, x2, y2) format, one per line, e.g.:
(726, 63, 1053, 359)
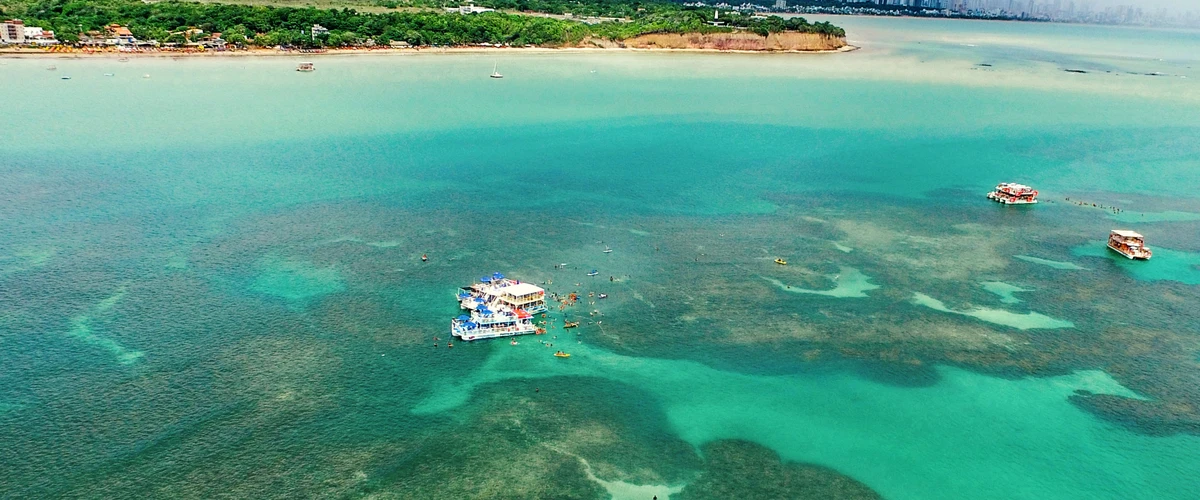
(3, 16, 1200, 500)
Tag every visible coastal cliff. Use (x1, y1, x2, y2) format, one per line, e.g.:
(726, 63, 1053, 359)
(619, 32, 848, 52)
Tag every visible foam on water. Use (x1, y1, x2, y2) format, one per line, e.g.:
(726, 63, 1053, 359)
(416, 341, 1196, 500)
(912, 292, 1075, 330)
(763, 266, 880, 298)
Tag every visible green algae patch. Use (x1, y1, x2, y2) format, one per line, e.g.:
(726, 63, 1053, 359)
(677, 440, 880, 500)
(1014, 255, 1087, 270)
(250, 256, 345, 301)
(981, 281, 1032, 305)
(912, 292, 1074, 330)
(764, 267, 880, 298)
(1073, 243, 1200, 285)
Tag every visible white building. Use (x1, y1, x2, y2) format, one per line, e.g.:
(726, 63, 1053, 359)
(23, 26, 59, 45)
(1, 19, 26, 44)
(455, 3, 495, 14)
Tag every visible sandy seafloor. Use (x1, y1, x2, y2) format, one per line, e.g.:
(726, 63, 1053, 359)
(2, 15, 1200, 500)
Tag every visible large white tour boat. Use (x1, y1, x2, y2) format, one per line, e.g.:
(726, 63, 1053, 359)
(986, 182, 1038, 204)
(451, 273, 546, 341)
(1107, 230, 1152, 260)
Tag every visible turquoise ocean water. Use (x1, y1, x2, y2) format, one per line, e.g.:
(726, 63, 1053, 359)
(3, 17, 1200, 499)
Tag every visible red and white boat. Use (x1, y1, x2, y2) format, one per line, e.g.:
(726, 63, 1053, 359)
(1107, 230, 1152, 260)
(986, 183, 1038, 204)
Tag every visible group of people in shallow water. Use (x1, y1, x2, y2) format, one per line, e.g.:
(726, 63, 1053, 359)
(1064, 197, 1125, 214)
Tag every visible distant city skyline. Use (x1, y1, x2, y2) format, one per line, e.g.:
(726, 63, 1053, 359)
(857, 0, 1200, 26)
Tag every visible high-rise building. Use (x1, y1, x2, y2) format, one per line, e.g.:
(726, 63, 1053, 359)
(1, 19, 26, 44)
(774, 0, 786, 9)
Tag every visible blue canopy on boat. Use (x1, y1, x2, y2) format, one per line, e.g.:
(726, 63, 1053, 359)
(464, 321, 478, 329)
(457, 292, 470, 299)
(492, 272, 505, 280)
(456, 315, 469, 321)
(478, 307, 492, 315)
(481, 276, 493, 283)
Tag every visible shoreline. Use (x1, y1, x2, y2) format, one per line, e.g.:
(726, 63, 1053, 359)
(0, 44, 859, 59)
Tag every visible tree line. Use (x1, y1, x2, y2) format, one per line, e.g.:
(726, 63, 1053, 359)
(0, 0, 844, 47)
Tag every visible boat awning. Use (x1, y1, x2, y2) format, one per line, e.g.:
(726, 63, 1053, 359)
(456, 315, 469, 321)
(492, 272, 505, 280)
(499, 283, 544, 297)
(1112, 230, 1143, 238)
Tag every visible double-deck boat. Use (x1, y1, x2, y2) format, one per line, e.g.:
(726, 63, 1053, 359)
(1107, 230, 1152, 260)
(451, 273, 547, 341)
(457, 273, 547, 315)
(986, 183, 1038, 204)
(451, 307, 536, 341)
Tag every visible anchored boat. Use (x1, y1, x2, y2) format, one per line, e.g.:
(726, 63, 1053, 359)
(1107, 230, 1152, 260)
(297, 62, 315, 72)
(451, 273, 547, 341)
(987, 182, 1038, 204)
(775, 258, 787, 266)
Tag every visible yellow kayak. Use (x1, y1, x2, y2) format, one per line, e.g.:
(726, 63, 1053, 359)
(554, 351, 571, 358)
(775, 258, 787, 266)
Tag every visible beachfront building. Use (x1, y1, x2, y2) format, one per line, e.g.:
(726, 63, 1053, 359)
(1, 19, 25, 44)
(105, 24, 137, 45)
(23, 26, 59, 45)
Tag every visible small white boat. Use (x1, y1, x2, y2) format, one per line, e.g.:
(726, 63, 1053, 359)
(587, 270, 599, 276)
(297, 62, 315, 72)
(142, 74, 151, 78)
(103, 73, 114, 77)
(60, 76, 71, 80)
(490, 63, 503, 79)
(603, 246, 612, 254)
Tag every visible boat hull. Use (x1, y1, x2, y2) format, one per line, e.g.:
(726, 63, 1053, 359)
(986, 192, 1038, 204)
(452, 324, 537, 341)
(1107, 243, 1151, 260)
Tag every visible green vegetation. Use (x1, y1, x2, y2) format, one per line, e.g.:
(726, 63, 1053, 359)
(0, 0, 843, 47)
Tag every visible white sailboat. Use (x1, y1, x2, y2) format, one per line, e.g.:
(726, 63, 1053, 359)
(490, 63, 503, 79)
